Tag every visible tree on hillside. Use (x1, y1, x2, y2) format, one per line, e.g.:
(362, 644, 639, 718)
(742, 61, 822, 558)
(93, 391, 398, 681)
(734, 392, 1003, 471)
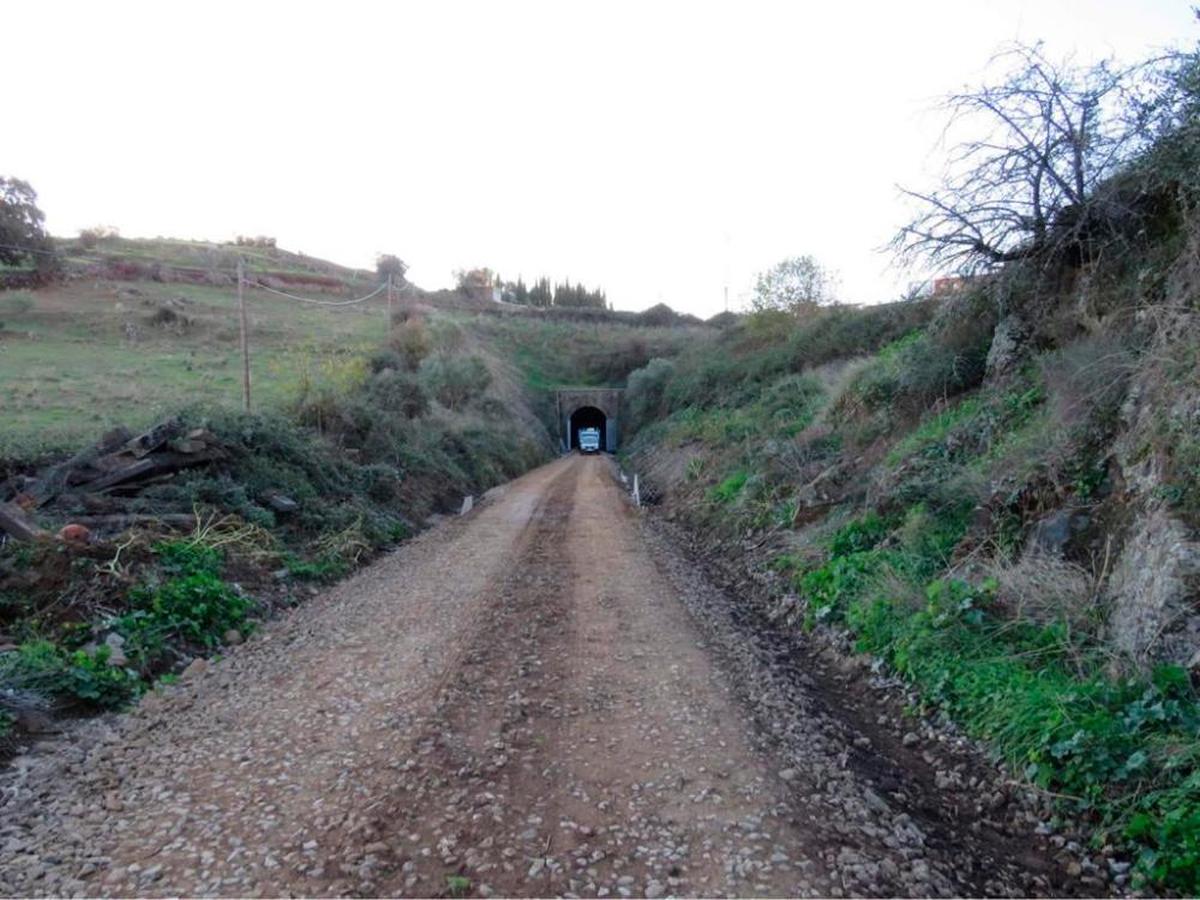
(751, 255, 838, 313)
(0, 177, 58, 279)
(552, 280, 607, 309)
(500, 277, 530, 305)
(376, 253, 408, 284)
(891, 42, 1195, 275)
(528, 277, 553, 308)
(455, 267, 494, 291)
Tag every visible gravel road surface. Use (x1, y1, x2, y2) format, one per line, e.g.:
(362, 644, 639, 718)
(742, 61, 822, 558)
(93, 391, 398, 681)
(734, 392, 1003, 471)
(0, 455, 1081, 898)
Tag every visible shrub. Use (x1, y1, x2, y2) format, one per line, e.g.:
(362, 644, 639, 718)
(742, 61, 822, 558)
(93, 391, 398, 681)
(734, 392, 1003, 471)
(419, 354, 491, 410)
(367, 349, 405, 374)
(78, 225, 119, 248)
(709, 470, 749, 504)
(388, 317, 432, 371)
(367, 370, 429, 418)
(755, 374, 825, 435)
(0, 640, 69, 702)
(64, 647, 142, 706)
(828, 512, 891, 556)
(785, 299, 938, 372)
(115, 541, 253, 667)
(0, 639, 140, 710)
(625, 358, 675, 432)
(234, 235, 277, 249)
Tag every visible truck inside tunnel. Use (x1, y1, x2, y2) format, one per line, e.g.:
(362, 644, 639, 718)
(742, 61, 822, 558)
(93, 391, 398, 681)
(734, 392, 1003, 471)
(569, 406, 608, 451)
(557, 388, 621, 453)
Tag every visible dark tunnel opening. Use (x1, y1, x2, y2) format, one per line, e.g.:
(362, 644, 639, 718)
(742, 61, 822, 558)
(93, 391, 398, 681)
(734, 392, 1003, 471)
(569, 406, 608, 451)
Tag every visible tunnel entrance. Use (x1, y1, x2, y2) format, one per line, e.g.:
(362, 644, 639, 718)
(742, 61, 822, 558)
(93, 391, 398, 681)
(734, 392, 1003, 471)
(556, 388, 622, 453)
(569, 406, 608, 451)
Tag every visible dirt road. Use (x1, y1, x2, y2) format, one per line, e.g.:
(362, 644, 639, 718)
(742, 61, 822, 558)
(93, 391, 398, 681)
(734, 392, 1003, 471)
(0, 456, 1078, 898)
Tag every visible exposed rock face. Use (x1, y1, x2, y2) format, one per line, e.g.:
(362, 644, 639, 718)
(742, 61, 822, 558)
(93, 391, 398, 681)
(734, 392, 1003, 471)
(1028, 509, 1091, 558)
(985, 315, 1030, 378)
(1106, 506, 1200, 667)
(1102, 347, 1200, 669)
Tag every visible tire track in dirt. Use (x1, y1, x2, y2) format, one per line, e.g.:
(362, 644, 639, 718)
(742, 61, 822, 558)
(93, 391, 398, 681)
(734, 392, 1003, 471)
(361, 456, 832, 898)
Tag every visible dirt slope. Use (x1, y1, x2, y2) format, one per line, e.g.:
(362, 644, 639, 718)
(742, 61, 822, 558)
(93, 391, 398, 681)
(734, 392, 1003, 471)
(1, 456, 1075, 898)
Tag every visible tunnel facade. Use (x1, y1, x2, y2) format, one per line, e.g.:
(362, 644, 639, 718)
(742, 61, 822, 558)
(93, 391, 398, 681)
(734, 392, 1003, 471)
(557, 388, 622, 453)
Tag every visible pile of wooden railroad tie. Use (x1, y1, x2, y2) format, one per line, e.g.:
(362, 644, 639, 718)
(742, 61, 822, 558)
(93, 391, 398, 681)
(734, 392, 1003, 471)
(0, 419, 228, 544)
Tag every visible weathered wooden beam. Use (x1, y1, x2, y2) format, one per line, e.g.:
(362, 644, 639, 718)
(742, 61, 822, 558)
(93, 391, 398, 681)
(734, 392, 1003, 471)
(32, 426, 134, 507)
(73, 459, 158, 493)
(0, 501, 47, 542)
(72, 449, 223, 496)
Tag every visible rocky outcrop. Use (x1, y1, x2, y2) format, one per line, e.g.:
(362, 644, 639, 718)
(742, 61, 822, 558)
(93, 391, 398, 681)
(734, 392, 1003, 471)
(985, 314, 1031, 379)
(1106, 506, 1200, 668)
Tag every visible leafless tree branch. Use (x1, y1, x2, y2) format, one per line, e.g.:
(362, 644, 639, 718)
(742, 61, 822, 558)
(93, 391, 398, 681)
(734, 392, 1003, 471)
(891, 42, 1189, 277)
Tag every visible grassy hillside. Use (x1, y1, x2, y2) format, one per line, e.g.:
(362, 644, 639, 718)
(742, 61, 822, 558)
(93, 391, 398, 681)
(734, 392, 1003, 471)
(623, 220, 1200, 890)
(0, 280, 387, 456)
(0, 238, 707, 458)
(1, 236, 389, 456)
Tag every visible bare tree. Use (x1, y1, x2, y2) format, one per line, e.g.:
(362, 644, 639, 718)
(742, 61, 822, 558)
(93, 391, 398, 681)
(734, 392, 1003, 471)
(892, 42, 1183, 275)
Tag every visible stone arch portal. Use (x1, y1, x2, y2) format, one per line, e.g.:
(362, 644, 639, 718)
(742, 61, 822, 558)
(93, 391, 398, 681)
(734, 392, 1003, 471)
(556, 388, 622, 453)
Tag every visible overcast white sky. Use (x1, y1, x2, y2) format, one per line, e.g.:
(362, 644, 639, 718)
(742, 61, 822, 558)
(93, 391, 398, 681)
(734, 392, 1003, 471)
(7, 1, 1196, 315)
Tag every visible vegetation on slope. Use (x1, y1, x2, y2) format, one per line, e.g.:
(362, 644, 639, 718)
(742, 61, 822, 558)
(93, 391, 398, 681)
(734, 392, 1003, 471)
(624, 40, 1200, 892)
(0, 232, 709, 748)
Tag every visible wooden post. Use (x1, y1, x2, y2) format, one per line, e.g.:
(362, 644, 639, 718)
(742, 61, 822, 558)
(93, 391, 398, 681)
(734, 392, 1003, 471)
(237, 258, 251, 413)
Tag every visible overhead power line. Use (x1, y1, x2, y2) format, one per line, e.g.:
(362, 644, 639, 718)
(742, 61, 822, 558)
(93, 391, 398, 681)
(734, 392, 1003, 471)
(248, 279, 392, 306)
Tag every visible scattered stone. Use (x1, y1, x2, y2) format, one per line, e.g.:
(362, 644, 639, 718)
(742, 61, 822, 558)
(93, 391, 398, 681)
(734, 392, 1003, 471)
(181, 657, 209, 681)
(264, 491, 299, 513)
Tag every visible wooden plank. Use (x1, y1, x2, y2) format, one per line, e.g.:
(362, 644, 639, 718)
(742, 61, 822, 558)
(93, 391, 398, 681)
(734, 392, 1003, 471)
(74, 449, 223, 495)
(32, 426, 134, 507)
(0, 502, 47, 542)
(73, 459, 158, 493)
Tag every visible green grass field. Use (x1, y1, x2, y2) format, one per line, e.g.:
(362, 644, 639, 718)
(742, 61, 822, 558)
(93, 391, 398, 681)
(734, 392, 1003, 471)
(0, 279, 389, 457)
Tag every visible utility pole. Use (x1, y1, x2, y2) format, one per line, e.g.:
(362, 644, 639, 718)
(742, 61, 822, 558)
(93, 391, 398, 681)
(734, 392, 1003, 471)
(237, 258, 251, 413)
(387, 272, 394, 325)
